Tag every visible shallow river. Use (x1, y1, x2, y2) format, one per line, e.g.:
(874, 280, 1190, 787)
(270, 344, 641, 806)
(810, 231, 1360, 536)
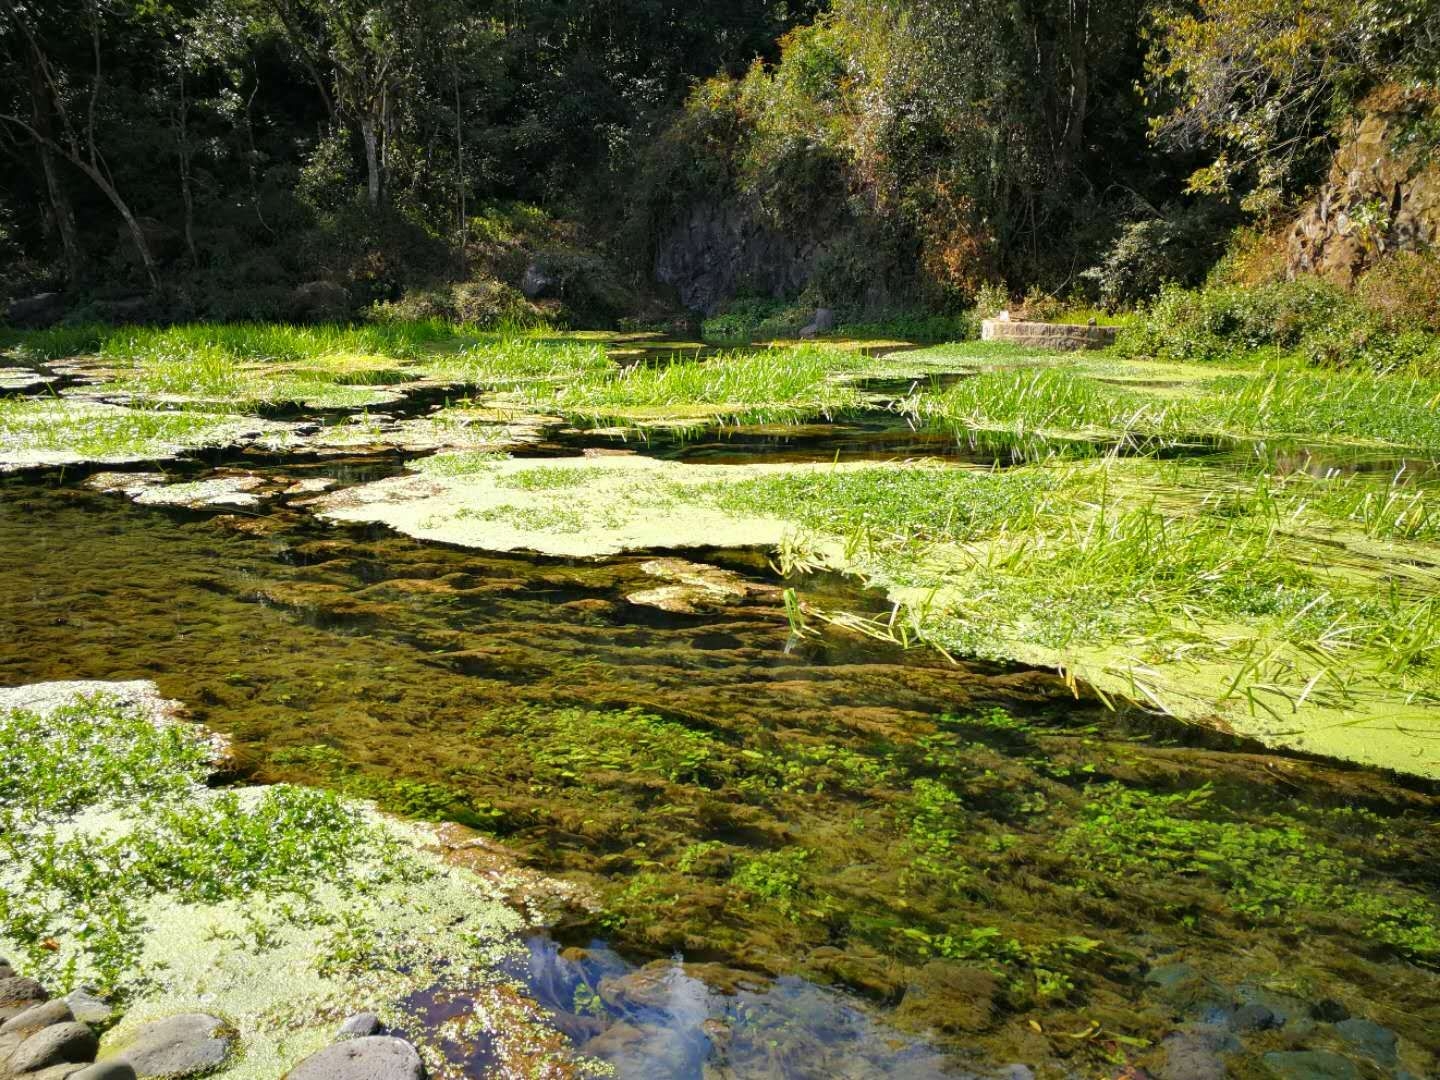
(2, 403, 1438, 1077)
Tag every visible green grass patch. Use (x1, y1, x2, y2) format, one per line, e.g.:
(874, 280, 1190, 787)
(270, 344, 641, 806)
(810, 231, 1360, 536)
(521, 345, 865, 425)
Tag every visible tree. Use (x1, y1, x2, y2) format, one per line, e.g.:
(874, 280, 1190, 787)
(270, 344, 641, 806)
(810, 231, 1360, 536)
(1147, 0, 1439, 210)
(0, 0, 161, 289)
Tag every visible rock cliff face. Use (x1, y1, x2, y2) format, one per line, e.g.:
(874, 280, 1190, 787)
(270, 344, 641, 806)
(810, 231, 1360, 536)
(653, 201, 827, 314)
(1288, 92, 1440, 284)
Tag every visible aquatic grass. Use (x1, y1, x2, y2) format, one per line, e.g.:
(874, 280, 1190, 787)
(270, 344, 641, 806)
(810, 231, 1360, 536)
(1061, 783, 1440, 960)
(0, 324, 108, 362)
(1193, 367, 1440, 449)
(706, 463, 1059, 544)
(526, 345, 867, 425)
(698, 455, 1440, 724)
(908, 366, 1181, 436)
(428, 335, 611, 386)
(98, 320, 458, 365)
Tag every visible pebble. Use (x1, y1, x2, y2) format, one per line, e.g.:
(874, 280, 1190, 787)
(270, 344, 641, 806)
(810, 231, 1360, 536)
(0, 999, 74, 1039)
(1261, 1050, 1361, 1080)
(109, 1013, 235, 1078)
(6, 1021, 99, 1073)
(284, 1036, 424, 1079)
(1332, 1018, 1398, 1065)
(337, 1013, 382, 1039)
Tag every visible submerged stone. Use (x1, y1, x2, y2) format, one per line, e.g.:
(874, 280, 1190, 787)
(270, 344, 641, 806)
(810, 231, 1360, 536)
(895, 963, 998, 1035)
(1333, 1018, 1398, 1065)
(1262, 1050, 1361, 1080)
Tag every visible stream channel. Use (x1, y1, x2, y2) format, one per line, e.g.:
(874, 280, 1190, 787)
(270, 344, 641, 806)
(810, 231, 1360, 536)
(2, 370, 1438, 1079)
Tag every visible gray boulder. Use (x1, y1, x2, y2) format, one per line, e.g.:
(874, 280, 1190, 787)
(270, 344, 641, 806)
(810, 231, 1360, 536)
(0, 977, 48, 1022)
(798, 307, 836, 338)
(520, 263, 559, 300)
(288, 281, 351, 323)
(64, 993, 114, 1029)
(6, 1021, 98, 1073)
(0, 1000, 74, 1039)
(284, 1036, 424, 1080)
(337, 1013, 381, 1040)
(107, 1014, 234, 1078)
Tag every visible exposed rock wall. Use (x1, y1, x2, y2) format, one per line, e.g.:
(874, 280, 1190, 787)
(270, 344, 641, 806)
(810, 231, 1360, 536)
(1288, 92, 1440, 284)
(653, 201, 826, 314)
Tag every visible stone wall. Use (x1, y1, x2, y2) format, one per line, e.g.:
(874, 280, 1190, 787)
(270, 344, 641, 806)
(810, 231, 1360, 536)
(980, 318, 1118, 351)
(1288, 90, 1440, 285)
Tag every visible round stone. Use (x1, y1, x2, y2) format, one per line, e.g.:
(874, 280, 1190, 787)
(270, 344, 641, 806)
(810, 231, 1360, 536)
(0, 999, 75, 1038)
(337, 1012, 382, 1039)
(71, 1062, 140, 1080)
(108, 1013, 235, 1078)
(7, 1020, 99, 1073)
(284, 1036, 424, 1080)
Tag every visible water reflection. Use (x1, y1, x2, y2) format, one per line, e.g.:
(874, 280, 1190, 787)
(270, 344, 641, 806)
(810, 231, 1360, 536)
(411, 938, 966, 1079)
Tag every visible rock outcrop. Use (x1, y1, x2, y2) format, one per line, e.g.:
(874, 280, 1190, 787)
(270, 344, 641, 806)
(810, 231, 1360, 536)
(1288, 89, 1440, 285)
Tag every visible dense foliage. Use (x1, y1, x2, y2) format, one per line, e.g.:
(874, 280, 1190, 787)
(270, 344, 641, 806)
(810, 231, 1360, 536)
(1, 0, 1437, 321)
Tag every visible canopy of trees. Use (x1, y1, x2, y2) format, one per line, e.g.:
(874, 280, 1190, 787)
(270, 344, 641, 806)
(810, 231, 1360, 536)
(1, 0, 1436, 319)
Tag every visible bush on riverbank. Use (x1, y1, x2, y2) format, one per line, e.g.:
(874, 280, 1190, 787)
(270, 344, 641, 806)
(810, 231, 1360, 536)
(1117, 265, 1440, 375)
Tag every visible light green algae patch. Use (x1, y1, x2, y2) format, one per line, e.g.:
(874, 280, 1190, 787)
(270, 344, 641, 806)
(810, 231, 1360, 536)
(0, 399, 276, 471)
(314, 453, 825, 557)
(0, 683, 600, 1079)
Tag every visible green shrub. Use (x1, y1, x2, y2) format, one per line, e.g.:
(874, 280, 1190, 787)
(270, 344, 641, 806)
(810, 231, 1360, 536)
(1114, 276, 1440, 372)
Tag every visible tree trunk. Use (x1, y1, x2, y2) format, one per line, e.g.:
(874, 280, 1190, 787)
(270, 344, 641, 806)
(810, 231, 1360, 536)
(2, 117, 162, 291)
(177, 68, 198, 267)
(360, 115, 381, 208)
(1060, 0, 1090, 173)
(28, 51, 83, 283)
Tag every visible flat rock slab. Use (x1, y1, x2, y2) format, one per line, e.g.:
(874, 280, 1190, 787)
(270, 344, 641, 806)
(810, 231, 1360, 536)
(284, 1036, 424, 1080)
(0, 682, 172, 722)
(107, 1014, 234, 1078)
